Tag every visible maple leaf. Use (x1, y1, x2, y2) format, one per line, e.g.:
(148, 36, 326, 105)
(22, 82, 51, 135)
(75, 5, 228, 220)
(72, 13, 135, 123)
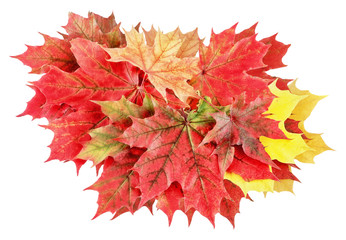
(13, 33, 78, 74)
(235, 23, 290, 71)
(76, 125, 129, 166)
(13, 12, 126, 76)
(17, 85, 74, 121)
(15, 12, 129, 122)
(220, 179, 248, 227)
(116, 99, 229, 224)
(110, 198, 155, 220)
(260, 121, 310, 164)
(271, 160, 299, 182)
(295, 122, 332, 164)
(143, 26, 201, 58)
(284, 118, 304, 135)
(225, 171, 276, 195)
(260, 81, 311, 164)
(34, 39, 140, 106)
(288, 80, 327, 122)
(201, 94, 286, 166)
(190, 25, 271, 106)
(63, 12, 126, 48)
(285, 80, 332, 163)
(86, 148, 145, 218)
(63, 12, 103, 41)
(156, 182, 185, 225)
(42, 102, 109, 162)
(270, 161, 300, 194)
(226, 146, 278, 181)
(234, 23, 292, 89)
(90, 12, 117, 33)
(78, 95, 154, 165)
(96, 94, 154, 127)
(104, 28, 199, 103)
(226, 160, 300, 195)
(156, 182, 195, 226)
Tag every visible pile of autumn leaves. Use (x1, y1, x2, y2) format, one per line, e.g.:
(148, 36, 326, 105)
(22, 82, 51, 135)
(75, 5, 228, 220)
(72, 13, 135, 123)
(15, 12, 330, 227)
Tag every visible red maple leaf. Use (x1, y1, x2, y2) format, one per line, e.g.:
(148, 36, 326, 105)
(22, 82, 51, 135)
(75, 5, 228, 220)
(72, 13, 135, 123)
(235, 23, 292, 90)
(16, 12, 128, 121)
(156, 182, 195, 225)
(226, 146, 278, 181)
(190, 25, 271, 106)
(17, 85, 74, 121)
(272, 160, 300, 182)
(12, 33, 79, 74)
(116, 100, 228, 224)
(86, 148, 145, 218)
(220, 179, 253, 227)
(42, 102, 109, 162)
(34, 40, 139, 107)
(63, 12, 126, 48)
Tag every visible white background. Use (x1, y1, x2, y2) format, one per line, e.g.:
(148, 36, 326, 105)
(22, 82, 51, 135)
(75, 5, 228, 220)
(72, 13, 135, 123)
(1, 0, 345, 239)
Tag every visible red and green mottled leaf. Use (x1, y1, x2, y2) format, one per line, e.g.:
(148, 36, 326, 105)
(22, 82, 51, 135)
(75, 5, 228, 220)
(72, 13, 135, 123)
(78, 96, 155, 165)
(201, 94, 286, 166)
(76, 125, 129, 166)
(96, 95, 154, 127)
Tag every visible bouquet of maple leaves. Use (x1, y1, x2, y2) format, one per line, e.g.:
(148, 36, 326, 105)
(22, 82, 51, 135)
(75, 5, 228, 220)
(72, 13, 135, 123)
(14, 12, 330, 227)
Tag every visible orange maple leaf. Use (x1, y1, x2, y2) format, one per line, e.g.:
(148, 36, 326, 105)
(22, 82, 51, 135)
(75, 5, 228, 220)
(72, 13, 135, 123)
(104, 28, 199, 104)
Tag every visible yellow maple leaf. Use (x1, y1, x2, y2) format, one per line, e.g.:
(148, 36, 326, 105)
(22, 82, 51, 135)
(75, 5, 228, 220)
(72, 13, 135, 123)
(224, 172, 274, 196)
(264, 80, 307, 121)
(288, 80, 326, 121)
(287, 80, 332, 163)
(260, 121, 311, 164)
(273, 179, 295, 193)
(225, 167, 296, 195)
(104, 28, 199, 103)
(295, 122, 333, 163)
(260, 81, 310, 164)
